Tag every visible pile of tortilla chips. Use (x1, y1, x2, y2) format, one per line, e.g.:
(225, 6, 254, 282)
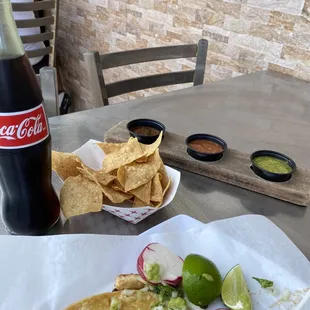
(52, 132, 171, 218)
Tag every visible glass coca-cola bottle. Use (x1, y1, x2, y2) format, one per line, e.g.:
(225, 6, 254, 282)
(0, 0, 60, 234)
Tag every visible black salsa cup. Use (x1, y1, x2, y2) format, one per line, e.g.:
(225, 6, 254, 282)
(185, 133, 227, 162)
(127, 119, 165, 144)
(250, 150, 296, 182)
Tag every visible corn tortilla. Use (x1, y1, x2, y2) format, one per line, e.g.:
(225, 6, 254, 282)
(97, 142, 127, 155)
(130, 180, 152, 205)
(78, 165, 116, 186)
(65, 290, 159, 310)
(120, 149, 162, 192)
(102, 138, 144, 173)
(52, 151, 82, 181)
(151, 173, 163, 203)
(60, 175, 102, 218)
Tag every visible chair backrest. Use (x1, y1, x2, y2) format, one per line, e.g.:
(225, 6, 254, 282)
(37, 66, 59, 117)
(84, 39, 208, 107)
(12, 0, 59, 67)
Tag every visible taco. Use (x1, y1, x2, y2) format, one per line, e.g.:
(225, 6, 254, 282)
(65, 274, 157, 309)
(64, 273, 187, 310)
(65, 289, 159, 310)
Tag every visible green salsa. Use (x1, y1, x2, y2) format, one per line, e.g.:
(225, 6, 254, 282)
(253, 156, 292, 174)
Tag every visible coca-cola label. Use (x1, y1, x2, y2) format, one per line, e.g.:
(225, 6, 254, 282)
(0, 104, 49, 149)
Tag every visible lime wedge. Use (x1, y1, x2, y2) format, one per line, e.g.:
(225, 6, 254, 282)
(182, 254, 222, 307)
(221, 264, 252, 310)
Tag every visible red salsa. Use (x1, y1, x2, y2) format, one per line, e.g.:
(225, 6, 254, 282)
(189, 139, 223, 154)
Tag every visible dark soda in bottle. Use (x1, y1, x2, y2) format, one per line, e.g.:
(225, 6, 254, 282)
(0, 0, 60, 234)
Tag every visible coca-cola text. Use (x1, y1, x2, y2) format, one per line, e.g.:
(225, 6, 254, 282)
(0, 104, 49, 148)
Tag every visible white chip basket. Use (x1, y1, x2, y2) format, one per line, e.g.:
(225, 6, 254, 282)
(69, 139, 181, 224)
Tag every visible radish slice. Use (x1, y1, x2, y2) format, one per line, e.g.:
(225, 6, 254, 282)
(137, 243, 183, 286)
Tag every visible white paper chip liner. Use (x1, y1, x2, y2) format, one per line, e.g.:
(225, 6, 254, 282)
(0, 215, 309, 309)
(62, 139, 181, 224)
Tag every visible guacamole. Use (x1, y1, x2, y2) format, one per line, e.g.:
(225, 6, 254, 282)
(145, 263, 161, 282)
(168, 297, 187, 309)
(110, 297, 120, 310)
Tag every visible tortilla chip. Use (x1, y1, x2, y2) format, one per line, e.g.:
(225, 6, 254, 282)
(52, 151, 82, 181)
(110, 169, 118, 176)
(97, 142, 127, 155)
(117, 166, 126, 188)
(151, 201, 161, 208)
(111, 179, 125, 193)
(158, 161, 169, 190)
(102, 133, 163, 173)
(151, 173, 163, 202)
(133, 196, 146, 208)
(102, 138, 144, 173)
(101, 184, 132, 204)
(112, 185, 125, 192)
(77, 167, 96, 182)
(152, 175, 171, 208)
(60, 174, 102, 218)
(78, 165, 116, 186)
(163, 177, 171, 197)
(135, 156, 148, 163)
(130, 180, 151, 205)
(120, 149, 162, 192)
(75, 167, 130, 204)
(139, 131, 163, 157)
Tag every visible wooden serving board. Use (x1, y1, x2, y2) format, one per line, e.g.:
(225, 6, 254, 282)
(105, 121, 310, 207)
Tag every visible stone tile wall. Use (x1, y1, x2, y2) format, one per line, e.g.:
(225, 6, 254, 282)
(56, 0, 310, 111)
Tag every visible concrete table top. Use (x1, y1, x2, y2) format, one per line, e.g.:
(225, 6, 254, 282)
(2, 71, 310, 259)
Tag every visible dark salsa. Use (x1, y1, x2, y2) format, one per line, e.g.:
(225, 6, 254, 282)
(130, 126, 161, 136)
(189, 139, 223, 154)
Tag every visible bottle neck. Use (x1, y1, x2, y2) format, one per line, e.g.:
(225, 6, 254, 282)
(0, 0, 24, 59)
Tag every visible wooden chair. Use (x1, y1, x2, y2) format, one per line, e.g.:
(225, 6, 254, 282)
(84, 39, 208, 107)
(11, 0, 59, 67)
